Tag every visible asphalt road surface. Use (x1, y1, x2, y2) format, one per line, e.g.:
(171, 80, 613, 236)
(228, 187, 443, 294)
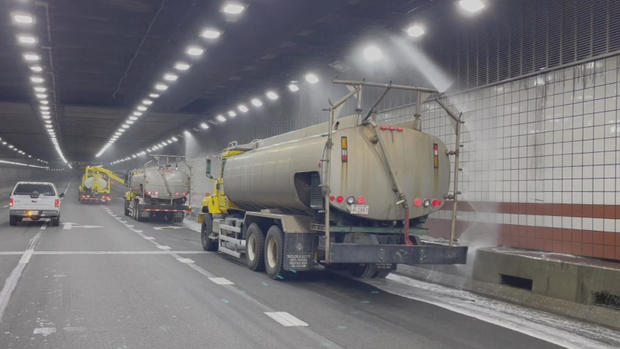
(0, 180, 613, 348)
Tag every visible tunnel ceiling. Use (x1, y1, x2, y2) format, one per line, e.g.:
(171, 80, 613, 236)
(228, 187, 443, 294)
(0, 0, 508, 163)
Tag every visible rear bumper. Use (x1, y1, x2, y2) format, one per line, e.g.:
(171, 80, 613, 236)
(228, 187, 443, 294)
(9, 209, 60, 218)
(328, 243, 468, 265)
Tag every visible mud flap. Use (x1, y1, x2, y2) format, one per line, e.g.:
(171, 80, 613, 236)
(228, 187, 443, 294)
(283, 233, 316, 271)
(328, 243, 467, 265)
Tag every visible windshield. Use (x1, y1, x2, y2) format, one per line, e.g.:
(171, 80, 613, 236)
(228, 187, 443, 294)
(13, 184, 55, 196)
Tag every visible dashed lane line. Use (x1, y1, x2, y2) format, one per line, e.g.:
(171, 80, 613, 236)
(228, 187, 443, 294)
(103, 206, 341, 347)
(0, 231, 41, 322)
(265, 312, 309, 327)
(209, 277, 234, 285)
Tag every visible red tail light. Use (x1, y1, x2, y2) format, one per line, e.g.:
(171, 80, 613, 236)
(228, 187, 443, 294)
(55, 199, 60, 208)
(414, 198, 422, 207)
(380, 125, 387, 131)
(357, 196, 366, 204)
(9, 198, 14, 207)
(389, 126, 395, 131)
(432, 199, 439, 207)
(439, 200, 443, 206)
(397, 127, 403, 132)
(329, 195, 335, 202)
(336, 196, 344, 203)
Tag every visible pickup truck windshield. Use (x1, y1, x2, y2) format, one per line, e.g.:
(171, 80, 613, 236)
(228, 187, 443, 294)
(13, 184, 55, 196)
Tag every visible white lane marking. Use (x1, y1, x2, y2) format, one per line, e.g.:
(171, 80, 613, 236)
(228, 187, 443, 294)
(40, 224, 47, 230)
(33, 327, 56, 336)
(0, 231, 41, 322)
(2, 205, 8, 208)
(62, 223, 72, 230)
(144, 236, 155, 240)
(157, 245, 171, 250)
(62, 181, 71, 194)
(265, 312, 309, 327)
(367, 274, 620, 349)
(176, 257, 195, 264)
(154, 225, 183, 230)
(209, 277, 234, 285)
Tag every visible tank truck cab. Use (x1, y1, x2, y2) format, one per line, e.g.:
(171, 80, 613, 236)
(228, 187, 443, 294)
(199, 80, 469, 280)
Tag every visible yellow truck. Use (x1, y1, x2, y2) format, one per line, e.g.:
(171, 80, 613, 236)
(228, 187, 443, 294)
(78, 166, 125, 203)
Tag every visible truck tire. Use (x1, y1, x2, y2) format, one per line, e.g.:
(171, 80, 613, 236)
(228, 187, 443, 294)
(51, 216, 60, 227)
(246, 223, 265, 271)
(264, 225, 285, 280)
(9, 215, 18, 226)
(201, 213, 218, 251)
(349, 263, 378, 279)
(124, 200, 130, 216)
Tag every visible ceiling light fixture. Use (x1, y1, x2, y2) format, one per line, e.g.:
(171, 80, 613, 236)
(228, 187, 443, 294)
(149, 93, 160, 99)
(11, 12, 34, 25)
(23, 53, 40, 61)
(17, 34, 37, 45)
(174, 62, 191, 71)
(200, 122, 209, 129)
(265, 90, 279, 100)
(216, 115, 226, 123)
(185, 45, 204, 56)
(237, 104, 249, 113)
(288, 83, 300, 92)
(227, 110, 237, 117)
(406, 24, 425, 38)
(200, 28, 222, 40)
(304, 73, 319, 84)
(250, 98, 263, 107)
(137, 105, 147, 111)
(459, 0, 486, 13)
(221, 2, 245, 15)
(363, 45, 383, 62)
(154, 83, 168, 91)
(163, 73, 178, 81)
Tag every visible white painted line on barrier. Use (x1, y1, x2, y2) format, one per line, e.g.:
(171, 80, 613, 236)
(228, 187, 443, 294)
(0, 231, 41, 322)
(265, 312, 309, 327)
(209, 277, 234, 285)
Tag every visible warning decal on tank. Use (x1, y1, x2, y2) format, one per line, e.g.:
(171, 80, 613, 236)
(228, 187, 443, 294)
(349, 204, 369, 215)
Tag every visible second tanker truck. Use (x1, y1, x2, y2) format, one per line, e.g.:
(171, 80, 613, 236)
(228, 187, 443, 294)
(124, 155, 191, 223)
(199, 80, 467, 280)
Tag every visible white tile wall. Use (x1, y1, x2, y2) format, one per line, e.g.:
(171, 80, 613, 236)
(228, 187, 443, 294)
(379, 55, 620, 232)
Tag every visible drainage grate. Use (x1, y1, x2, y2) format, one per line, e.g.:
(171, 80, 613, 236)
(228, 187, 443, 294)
(500, 274, 533, 291)
(593, 291, 620, 310)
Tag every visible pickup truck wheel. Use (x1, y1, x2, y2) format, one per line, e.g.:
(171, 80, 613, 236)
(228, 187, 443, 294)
(201, 213, 218, 251)
(51, 216, 60, 227)
(246, 223, 265, 271)
(264, 225, 285, 280)
(9, 215, 18, 226)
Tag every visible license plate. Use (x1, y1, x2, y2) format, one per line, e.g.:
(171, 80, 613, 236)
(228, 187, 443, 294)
(27, 210, 39, 216)
(349, 204, 369, 215)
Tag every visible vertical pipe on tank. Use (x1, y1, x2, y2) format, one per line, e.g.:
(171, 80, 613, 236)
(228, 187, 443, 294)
(449, 115, 463, 247)
(323, 85, 360, 263)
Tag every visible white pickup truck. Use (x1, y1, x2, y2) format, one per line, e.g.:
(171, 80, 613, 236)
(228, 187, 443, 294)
(8, 181, 64, 226)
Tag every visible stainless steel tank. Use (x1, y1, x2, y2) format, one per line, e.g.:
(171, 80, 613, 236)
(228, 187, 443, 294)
(223, 115, 450, 221)
(130, 163, 190, 200)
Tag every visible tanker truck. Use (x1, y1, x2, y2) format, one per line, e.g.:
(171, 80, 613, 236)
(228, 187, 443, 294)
(124, 155, 191, 223)
(198, 80, 468, 280)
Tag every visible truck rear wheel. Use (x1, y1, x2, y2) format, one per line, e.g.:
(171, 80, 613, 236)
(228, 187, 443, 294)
(201, 213, 218, 251)
(349, 263, 378, 279)
(124, 200, 130, 216)
(264, 225, 285, 280)
(9, 215, 18, 226)
(51, 216, 60, 227)
(246, 223, 265, 271)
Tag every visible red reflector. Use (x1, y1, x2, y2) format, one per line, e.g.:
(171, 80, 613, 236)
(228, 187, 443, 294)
(336, 196, 344, 203)
(357, 196, 366, 204)
(397, 127, 403, 132)
(55, 199, 60, 208)
(318, 161, 321, 167)
(432, 199, 438, 207)
(433, 143, 438, 155)
(439, 200, 443, 206)
(389, 126, 395, 131)
(341, 154, 348, 162)
(414, 198, 422, 207)
(380, 125, 387, 130)
(329, 195, 335, 202)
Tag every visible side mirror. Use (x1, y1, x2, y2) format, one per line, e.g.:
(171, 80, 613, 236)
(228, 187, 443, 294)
(59, 193, 65, 198)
